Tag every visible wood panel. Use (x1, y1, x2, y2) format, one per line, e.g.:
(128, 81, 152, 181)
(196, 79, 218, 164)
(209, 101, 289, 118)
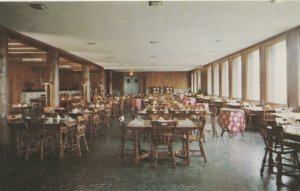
(8, 63, 50, 104)
(112, 71, 190, 95)
(90, 71, 101, 93)
(59, 70, 82, 91)
(143, 72, 189, 90)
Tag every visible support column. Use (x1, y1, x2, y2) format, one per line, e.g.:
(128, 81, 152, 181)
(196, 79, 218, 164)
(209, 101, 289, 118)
(0, 28, 9, 145)
(228, 58, 233, 98)
(99, 69, 104, 96)
(47, 50, 59, 107)
(82, 64, 91, 102)
(287, 29, 300, 110)
(260, 45, 267, 105)
(106, 70, 113, 95)
(241, 53, 247, 101)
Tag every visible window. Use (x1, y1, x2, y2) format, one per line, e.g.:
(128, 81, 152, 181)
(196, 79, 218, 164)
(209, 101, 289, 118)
(246, 49, 260, 100)
(207, 66, 212, 95)
(197, 70, 201, 93)
(232, 56, 242, 98)
(213, 64, 219, 96)
(267, 40, 287, 104)
(222, 61, 229, 97)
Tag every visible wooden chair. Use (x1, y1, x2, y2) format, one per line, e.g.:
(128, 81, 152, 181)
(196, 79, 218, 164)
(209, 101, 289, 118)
(118, 115, 138, 160)
(151, 120, 177, 168)
(206, 104, 218, 137)
(90, 109, 101, 136)
(105, 107, 112, 127)
(170, 110, 186, 120)
(146, 110, 163, 120)
(6, 114, 25, 157)
(261, 125, 300, 185)
(71, 116, 89, 156)
(160, 113, 173, 120)
(183, 115, 207, 161)
(25, 118, 55, 160)
(260, 109, 276, 126)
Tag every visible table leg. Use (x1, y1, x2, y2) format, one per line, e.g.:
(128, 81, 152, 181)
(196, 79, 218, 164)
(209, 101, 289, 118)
(134, 130, 140, 164)
(186, 133, 191, 165)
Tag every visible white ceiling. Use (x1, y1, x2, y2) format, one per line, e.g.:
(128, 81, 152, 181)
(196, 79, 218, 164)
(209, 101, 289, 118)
(0, 1, 300, 72)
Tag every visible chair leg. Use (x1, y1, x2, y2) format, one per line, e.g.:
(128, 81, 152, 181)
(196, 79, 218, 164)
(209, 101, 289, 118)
(83, 136, 89, 152)
(276, 153, 282, 185)
(118, 139, 125, 160)
(153, 145, 158, 168)
(77, 137, 82, 156)
(260, 149, 268, 176)
(221, 129, 225, 137)
(212, 121, 218, 137)
(25, 143, 31, 160)
(199, 140, 207, 162)
(171, 146, 176, 168)
(40, 138, 44, 161)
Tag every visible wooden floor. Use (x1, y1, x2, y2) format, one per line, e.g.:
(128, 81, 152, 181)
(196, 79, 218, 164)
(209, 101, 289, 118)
(0, 116, 299, 191)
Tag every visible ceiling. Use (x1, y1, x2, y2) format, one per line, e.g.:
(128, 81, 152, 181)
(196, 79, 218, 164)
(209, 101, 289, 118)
(1, 1, 300, 72)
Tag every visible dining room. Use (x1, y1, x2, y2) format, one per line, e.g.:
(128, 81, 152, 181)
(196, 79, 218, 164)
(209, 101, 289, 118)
(0, 1, 300, 191)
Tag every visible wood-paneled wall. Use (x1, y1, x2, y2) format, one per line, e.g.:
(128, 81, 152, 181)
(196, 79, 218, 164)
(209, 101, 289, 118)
(8, 63, 50, 104)
(144, 72, 190, 89)
(112, 71, 190, 95)
(59, 70, 82, 91)
(8, 64, 104, 104)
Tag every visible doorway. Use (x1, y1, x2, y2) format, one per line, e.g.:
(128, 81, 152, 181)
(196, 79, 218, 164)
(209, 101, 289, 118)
(124, 76, 139, 95)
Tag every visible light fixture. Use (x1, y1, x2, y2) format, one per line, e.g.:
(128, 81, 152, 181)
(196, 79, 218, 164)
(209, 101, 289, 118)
(149, 1, 162, 7)
(150, 41, 159, 44)
(21, 58, 43, 62)
(270, 0, 285, 3)
(107, 56, 114, 59)
(59, 65, 71, 68)
(150, 56, 156, 58)
(215, 40, 223, 43)
(129, 72, 134, 76)
(30, 3, 48, 10)
(87, 42, 96, 45)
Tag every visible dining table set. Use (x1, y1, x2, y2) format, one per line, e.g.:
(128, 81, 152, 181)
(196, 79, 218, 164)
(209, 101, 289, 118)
(126, 118, 198, 165)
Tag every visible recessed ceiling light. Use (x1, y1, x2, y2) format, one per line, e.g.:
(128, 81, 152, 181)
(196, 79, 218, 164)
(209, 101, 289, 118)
(107, 56, 114, 59)
(270, 0, 285, 3)
(150, 56, 156, 58)
(215, 40, 223, 43)
(30, 3, 48, 10)
(150, 41, 159, 44)
(87, 42, 96, 45)
(149, 1, 162, 7)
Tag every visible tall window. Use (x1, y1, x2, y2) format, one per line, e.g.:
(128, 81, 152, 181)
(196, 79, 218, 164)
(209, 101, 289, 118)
(197, 70, 201, 93)
(207, 66, 212, 95)
(222, 61, 229, 97)
(213, 64, 219, 96)
(232, 56, 242, 98)
(267, 40, 287, 104)
(247, 49, 260, 100)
